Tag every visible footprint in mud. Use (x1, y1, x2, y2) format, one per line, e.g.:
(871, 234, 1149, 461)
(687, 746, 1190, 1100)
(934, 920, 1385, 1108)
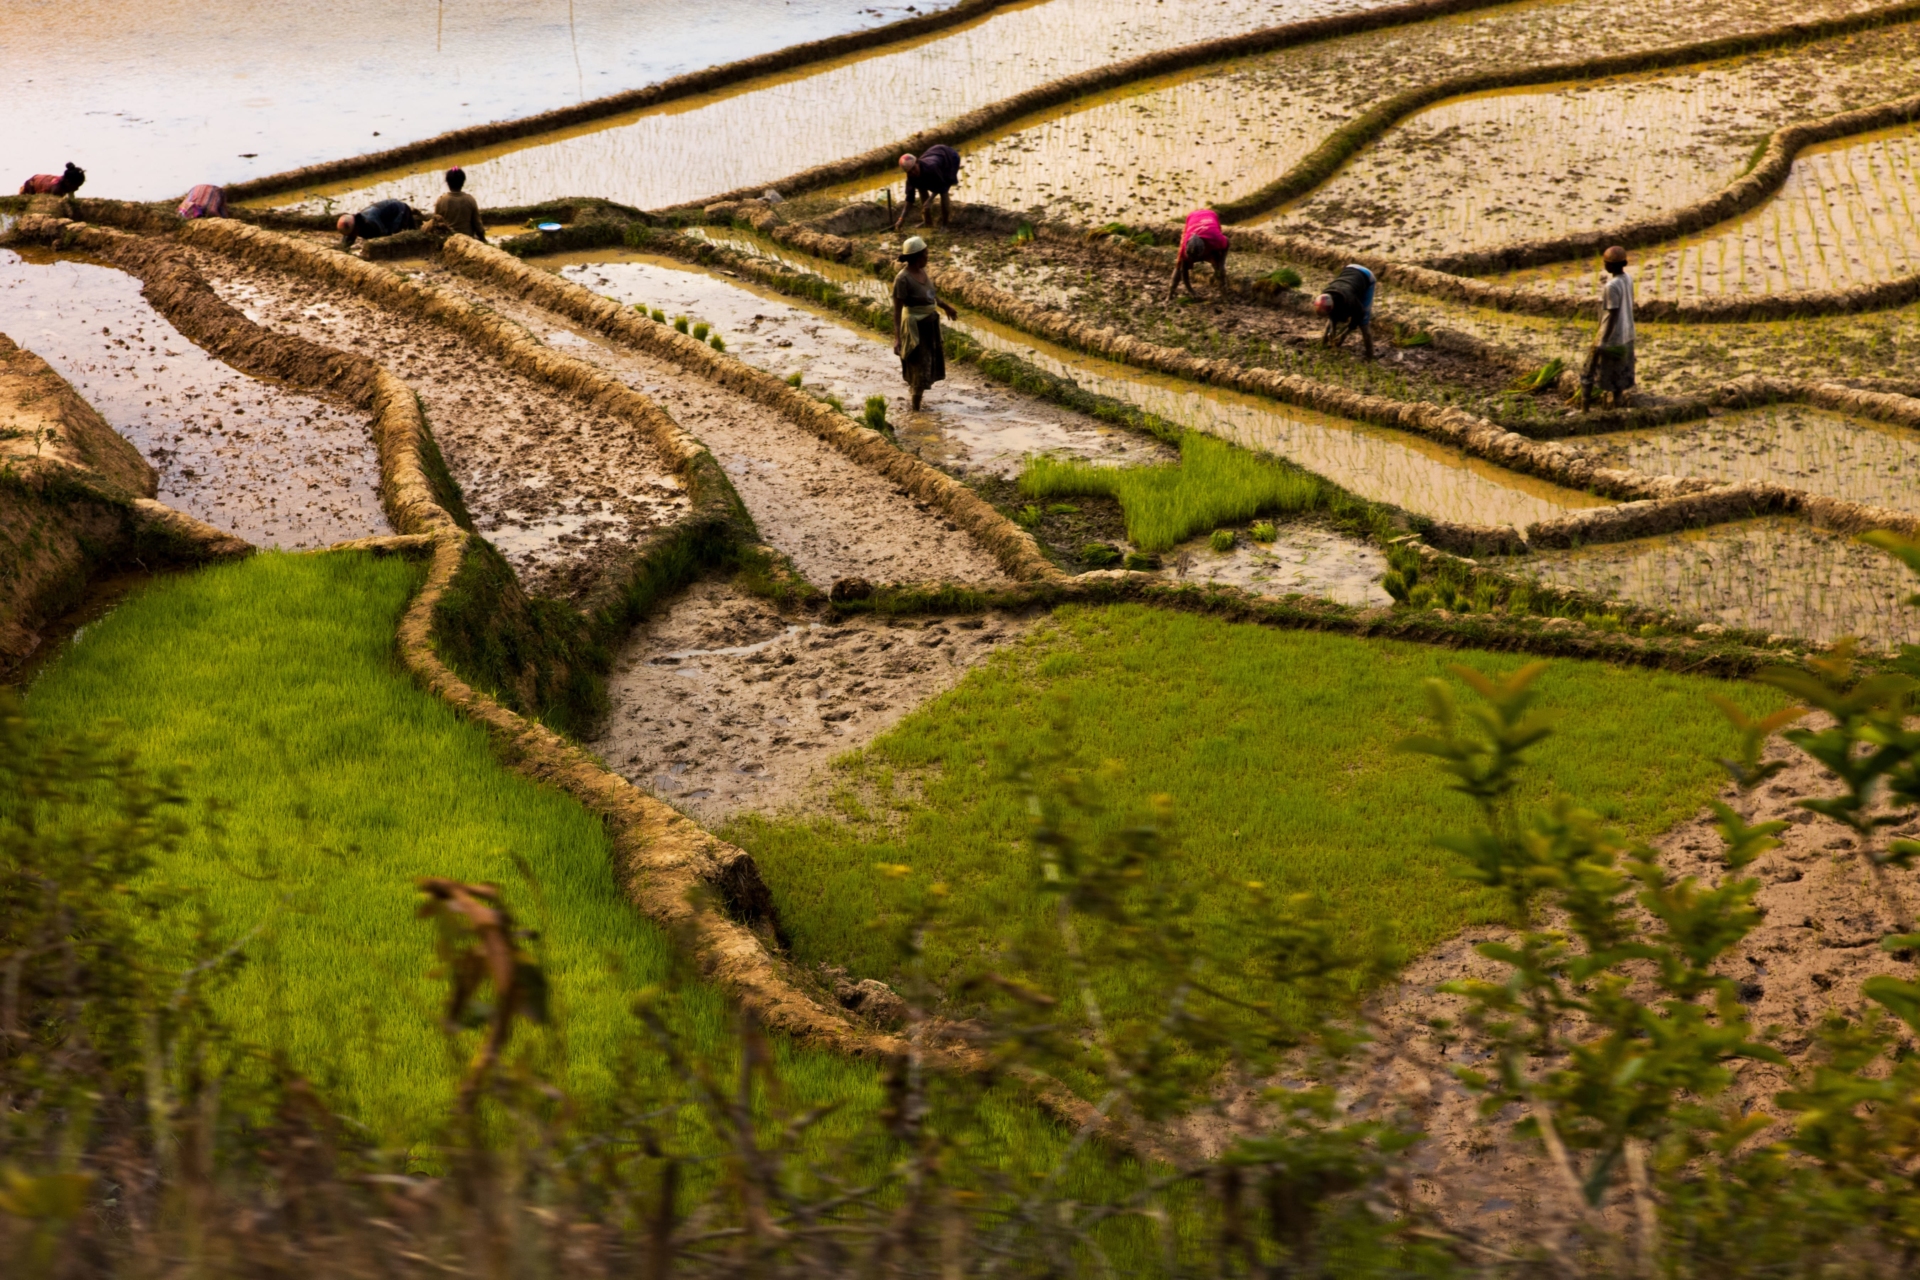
(593, 579, 1033, 821)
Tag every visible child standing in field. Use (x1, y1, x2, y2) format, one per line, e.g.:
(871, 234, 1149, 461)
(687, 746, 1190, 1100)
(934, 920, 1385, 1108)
(1579, 245, 1636, 411)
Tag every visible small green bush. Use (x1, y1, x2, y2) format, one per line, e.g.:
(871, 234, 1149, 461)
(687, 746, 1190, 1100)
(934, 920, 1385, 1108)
(786, 371, 804, 388)
(1014, 504, 1042, 529)
(692, 322, 710, 340)
(673, 316, 690, 334)
(709, 334, 726, 352)
(823, 393, 846, 413)
(649, 307, 666, 323)
(862, 395, 889, 432)
(1209, 529, 1235, 552)
(1080, 542, 1121, 566)
(1249, 521, 1276, 543)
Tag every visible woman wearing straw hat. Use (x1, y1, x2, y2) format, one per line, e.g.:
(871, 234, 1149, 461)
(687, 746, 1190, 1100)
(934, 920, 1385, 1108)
(892, 236, 959, 411)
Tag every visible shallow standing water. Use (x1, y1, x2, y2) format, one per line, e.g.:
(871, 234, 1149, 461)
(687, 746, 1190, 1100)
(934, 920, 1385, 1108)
(0, 248, 387, 549)
(300, 0, 1389, 212)
(3, 0, 951, 201)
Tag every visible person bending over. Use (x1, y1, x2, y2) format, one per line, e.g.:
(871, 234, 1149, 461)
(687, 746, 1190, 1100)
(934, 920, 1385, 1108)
(1167, 208, 1231, 299)
(19, 162, 86, 197)
(433, 167, 486, 242)
(1314, 263, 1376, 361)
(892, 236, 959, 411)
(176, 184, 228, 220)
(337, 199, 423, 249)
(894, 144, 961, 230)
(1579, 245, 1636, 411)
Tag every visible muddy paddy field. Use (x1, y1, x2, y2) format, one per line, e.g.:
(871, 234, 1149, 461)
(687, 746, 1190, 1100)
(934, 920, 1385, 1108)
(13, 0, 1920, 1273)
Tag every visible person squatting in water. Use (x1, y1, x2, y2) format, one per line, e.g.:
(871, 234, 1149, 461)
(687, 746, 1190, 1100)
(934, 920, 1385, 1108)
(18, 163, 86, 197)
(1315, 263, 1377, 361)
(892, 235, 958, 412)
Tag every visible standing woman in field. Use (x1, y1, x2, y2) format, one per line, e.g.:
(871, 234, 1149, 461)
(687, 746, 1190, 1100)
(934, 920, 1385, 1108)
(892, 235, 959, 411)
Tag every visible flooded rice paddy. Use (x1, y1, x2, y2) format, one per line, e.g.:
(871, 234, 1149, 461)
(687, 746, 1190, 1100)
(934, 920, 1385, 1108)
(1165, 524, 1392, 605)
(5, 0, 952, 201)
(1496, 122, 1920, 302)
(955, 310, 1609, 528)
(1567, 402, 1920, 512)
(298, 0, 1397, 213)
(0, 248, 387, 548)
(552, 250, 1170, 477)
(1510, 517, 1920, 650)
(831, 0, 1900, 226)
(1263, 30, 1920, 257)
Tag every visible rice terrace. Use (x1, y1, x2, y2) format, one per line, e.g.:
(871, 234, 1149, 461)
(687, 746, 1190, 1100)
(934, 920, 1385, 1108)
(12, 0, 1920, 1274)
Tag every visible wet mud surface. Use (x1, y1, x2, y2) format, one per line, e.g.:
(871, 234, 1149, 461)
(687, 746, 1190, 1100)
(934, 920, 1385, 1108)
(949, 303, 1605, 528)
(892, 0, 1895, 227)
(184, 248, 686, 600)
(0, 248, 386, 549)
(1499, 121, 1920, 303)
(418, 262, 1014, 587)
(1506, 516, 1920, 650)
(553, 252, 1170, 478)
(1568, 402, 1920, 513)
(592, 579, 1034, 820)
(305, 0, 1390, 212)
(1320, 741, 1920, 1237)
(1265, 29, 1920, 256)
(12, 0, 950, 201)
(1165, 521, 1392, 605)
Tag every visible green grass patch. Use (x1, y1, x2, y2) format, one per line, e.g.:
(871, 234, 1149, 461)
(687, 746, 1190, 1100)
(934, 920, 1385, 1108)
(1019, 433, 1324, 552)
(19, 554, 1163, 1234)
(726, 605, 1783, 1024)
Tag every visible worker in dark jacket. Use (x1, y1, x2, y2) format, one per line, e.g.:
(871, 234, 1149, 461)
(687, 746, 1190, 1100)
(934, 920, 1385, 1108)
(336, 199, 423, 249)
(893, 144, 961, 230)
(19, 163, 86, 196)
(1314, 263, 1377, 361)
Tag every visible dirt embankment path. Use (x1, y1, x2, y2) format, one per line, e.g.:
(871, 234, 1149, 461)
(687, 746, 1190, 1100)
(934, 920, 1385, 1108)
(182, 248, 689, 601)
(592, 580, 1032, 820)
(418, 264, 1014, 589)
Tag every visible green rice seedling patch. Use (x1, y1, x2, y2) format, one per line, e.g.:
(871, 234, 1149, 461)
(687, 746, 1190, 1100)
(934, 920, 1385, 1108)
(1019, 432, 1324, 553)
(726, 605, 1781, 1029)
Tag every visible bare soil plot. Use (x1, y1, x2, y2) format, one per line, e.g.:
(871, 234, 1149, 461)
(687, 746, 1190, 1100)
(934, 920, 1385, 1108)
(0, 248, 386, 550)
(1506, 516, 1920, 650)
(183, 248, 689, 601)
(1263, 29, 1920, 257)
(1499, 121, 1920, 302)
(1163, 522, 1393, 605)
(1567, 401, 1920, 511)
(890, 0, 1896, 227)
(591, 579, 1033, 820)
(417, 261, 1015, 588)
(296, 0, 1387, 213)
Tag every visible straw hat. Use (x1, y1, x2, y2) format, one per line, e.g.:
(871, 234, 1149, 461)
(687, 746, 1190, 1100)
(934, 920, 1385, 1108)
(899, 235, 929, 260)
